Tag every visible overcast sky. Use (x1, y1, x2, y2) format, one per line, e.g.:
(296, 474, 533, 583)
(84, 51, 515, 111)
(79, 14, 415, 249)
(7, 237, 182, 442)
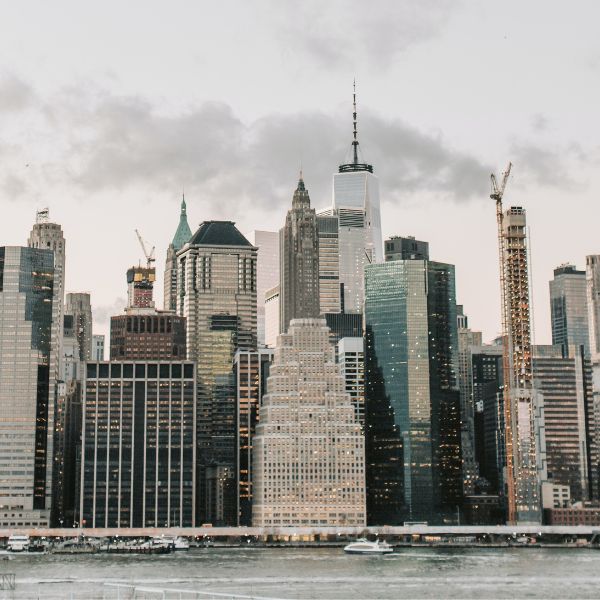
(1, 1, 599, 343)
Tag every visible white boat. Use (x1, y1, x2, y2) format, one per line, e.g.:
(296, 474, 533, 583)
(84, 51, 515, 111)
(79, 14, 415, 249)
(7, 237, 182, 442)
(343, 538, 393, 555)
(152, 536, 189, 551)
(7, 535, 30, 552)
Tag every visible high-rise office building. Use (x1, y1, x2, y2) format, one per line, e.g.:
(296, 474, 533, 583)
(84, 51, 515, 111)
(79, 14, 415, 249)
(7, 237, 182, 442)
(586, 255, 600, 362)
(164, 195, 192, 312)
(499, 206, 543, 523)
(456, 307, 482, 495)
(279, 176, 320, 333)
(80, 361, 196, 527)
(550, 264, 589, 356)
(65, 293, 93, 361)
(234, 348, 274, 526)
(264, 285, 280, 348)
(252, 318, 365, 527)
(27, 210, 66, 514)
(92, 334, 105, 361)
(385, 236, 429, 262)
(247, 231, 279, 347)
(0, 246, 55, 527)
(320, 86, 383, 314)
(316, 215, 341, 314)
(337, 337, 365, 427)
(178, 220, 257, 525)
(110, 313, 186, 360)
(364, 240, 462, 524)
(533, 345, 597, 501)
(325, 312, 363, 347)
(472, 344, 505, 495)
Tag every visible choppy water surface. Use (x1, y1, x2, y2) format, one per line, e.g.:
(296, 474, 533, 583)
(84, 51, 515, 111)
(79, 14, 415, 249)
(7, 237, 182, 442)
(1, 547, 600, 599)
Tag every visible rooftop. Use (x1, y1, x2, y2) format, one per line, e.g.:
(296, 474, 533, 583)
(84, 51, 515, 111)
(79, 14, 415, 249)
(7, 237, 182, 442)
(189, 221, 252, 247)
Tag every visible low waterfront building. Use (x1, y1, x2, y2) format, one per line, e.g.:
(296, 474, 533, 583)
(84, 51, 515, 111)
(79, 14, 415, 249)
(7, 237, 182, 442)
(541, 482, 571, 509)
(545, 504, 600, 526)
(80, 361, 196, 528)
(252, 318, 366, 527)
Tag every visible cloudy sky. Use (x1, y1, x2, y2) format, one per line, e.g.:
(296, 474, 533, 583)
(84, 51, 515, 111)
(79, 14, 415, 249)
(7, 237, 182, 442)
(1, 1, 598, 343)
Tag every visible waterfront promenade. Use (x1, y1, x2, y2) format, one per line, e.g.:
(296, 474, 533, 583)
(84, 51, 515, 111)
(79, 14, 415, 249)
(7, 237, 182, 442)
(1, 524, 598, 542)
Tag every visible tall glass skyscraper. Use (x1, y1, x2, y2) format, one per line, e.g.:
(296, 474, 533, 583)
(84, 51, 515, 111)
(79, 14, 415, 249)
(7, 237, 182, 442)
(550, 264, 589, 357)
(0, 246, 55, 527)
(364, 240, 462, 525)
(320, 86, 383, 313)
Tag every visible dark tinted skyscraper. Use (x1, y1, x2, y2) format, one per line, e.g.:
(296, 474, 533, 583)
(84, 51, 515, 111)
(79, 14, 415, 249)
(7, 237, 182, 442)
(279, 176, 320, 332)
(80, 361, 196, 527)
(0, 246, 55, 527)
(364, 241, 462, 524)
(179, 221, 257, 525)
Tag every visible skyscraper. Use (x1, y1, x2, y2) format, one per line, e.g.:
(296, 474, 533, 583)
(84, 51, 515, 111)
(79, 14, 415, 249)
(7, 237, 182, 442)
(364, 239, 462, 524)
(27, 209, 66, 516)
(252, 318, 365, 527)
(456, 307, 482, 495)
(80, 361, 196, 527)
(586, 255, 600, 362)
(0, 246, 55, 527)
(316, 215, 341, 314)
(337, 337, 365, 427)
(164, 195, 192, 312)
(234, 348, 274, 526)
(65, 293, 93, 361)
(320, 84, 383, 314)
(550, 264, 589, 356)
(498, 206, 543, 523)
(247, 231, 279, 347)
(533, 345, 597, 502)
(92, 334, 105, 361)
(178, 221, 257, 525)
(279, 176, 320, 332)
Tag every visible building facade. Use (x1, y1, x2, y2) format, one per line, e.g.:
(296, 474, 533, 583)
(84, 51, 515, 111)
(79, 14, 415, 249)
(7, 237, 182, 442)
(0, 246, 55, 527)
(316, 215, 341, 315)
(252, 319, 365, 527)
(178, 220, 257, 525)
(110, 313, 186, 360)
(234, 348, 274, 526)
(364, 246, 462, 525)
(533, 345, 597, 502)
(550, 264, 589, 357)
(80, 361, 196, 528)
(65, 293, 93, 361)
(279, 177, 320, 333)
(247, 231, 279, 347)
(92, 334, 105, 361)
(337, 337, 365, 427)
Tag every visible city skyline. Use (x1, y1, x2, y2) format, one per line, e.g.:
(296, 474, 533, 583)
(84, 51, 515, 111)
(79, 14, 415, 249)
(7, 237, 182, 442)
(1, 1, 599, 348)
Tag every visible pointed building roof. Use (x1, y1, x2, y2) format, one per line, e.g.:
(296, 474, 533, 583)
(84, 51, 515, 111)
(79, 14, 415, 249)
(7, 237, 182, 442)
(189, 221, 252, 247)
(292, 173, 311, 209)
(172, 194, 193, 251)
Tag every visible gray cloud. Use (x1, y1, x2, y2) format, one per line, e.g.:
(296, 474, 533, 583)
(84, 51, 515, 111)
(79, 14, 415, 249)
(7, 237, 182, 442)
(49, 90, 490, 209)
(0, 74, 35, 112)
(271, 0, 457, 69)
(510, 141, 584, 189)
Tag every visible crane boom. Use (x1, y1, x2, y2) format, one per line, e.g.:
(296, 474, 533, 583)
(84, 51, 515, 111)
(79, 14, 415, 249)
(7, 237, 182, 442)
(135, 229, 156, 269)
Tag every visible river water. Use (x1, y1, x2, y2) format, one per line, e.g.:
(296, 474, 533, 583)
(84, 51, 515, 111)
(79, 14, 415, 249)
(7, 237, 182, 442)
(1, 547, 599, 599)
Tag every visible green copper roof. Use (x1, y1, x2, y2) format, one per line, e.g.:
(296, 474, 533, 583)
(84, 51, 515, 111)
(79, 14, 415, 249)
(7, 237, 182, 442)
(172, 195, 193, 250)
(189, 221, 252, 247)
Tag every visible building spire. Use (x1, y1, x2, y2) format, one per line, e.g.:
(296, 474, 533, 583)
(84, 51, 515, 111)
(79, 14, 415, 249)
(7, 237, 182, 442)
(338, 80, 373, 174)
(181, 190, 187, 216)
(352, 78, 359, 165)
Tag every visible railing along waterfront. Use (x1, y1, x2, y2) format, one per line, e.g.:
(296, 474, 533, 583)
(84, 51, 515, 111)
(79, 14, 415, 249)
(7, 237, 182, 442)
(103, 583, 288, 600)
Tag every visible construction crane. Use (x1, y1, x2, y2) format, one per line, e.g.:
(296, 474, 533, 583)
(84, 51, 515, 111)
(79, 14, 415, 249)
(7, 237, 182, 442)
(135, 229, 156, 269)
(490, 162, 516, 523)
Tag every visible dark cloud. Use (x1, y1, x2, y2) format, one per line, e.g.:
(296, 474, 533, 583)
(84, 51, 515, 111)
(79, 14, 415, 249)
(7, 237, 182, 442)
(52, 90, 490, 209)
(272, 0, 457, 69)
(0, 74, 35, 112)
